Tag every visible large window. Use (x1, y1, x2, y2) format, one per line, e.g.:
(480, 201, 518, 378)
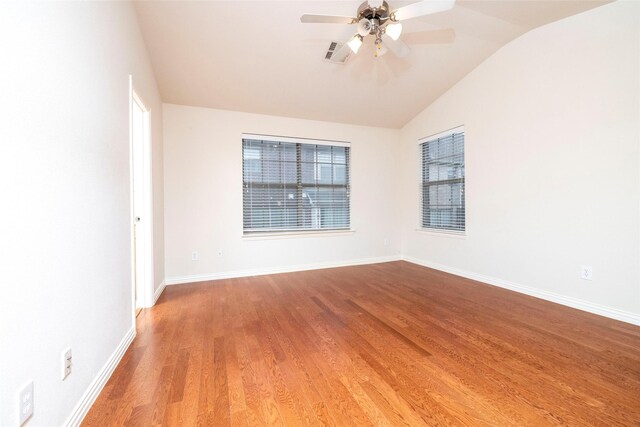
(242, 134, 350, 233)
(420, 128, 465, 232)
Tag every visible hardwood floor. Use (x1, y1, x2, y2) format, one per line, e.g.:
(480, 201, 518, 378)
(83, 261, 640, 426)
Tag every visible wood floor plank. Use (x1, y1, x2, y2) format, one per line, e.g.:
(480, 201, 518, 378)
(83, 261, 640, 426)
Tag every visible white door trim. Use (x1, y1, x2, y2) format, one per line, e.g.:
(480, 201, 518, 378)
(129, 76, 155, 324)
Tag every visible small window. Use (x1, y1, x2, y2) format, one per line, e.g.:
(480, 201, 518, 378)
(420, 128, 465, 232)
(242, 135, 350, 234)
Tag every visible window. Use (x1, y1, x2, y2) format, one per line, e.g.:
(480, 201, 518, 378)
(420, 128, 465, 232)
(242, 134, 350, 233)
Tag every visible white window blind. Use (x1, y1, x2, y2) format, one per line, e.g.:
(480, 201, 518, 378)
(420, 129, 465, 231)
(242, 135, 350, 233)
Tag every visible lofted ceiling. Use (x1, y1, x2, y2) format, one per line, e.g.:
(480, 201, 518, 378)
(133, 0, 609, 128)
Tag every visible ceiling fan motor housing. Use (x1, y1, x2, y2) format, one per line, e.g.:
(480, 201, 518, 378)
(357, 0, 392, 35)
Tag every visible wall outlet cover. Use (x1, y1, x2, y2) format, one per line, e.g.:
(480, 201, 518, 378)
(62, 348, 72, 380)
(18, 381, 34, 425)
(581, 265, 593, 281)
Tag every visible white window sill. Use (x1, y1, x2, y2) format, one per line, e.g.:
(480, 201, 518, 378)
(415, 228, 467, 239)
(242, 229, 355, 240)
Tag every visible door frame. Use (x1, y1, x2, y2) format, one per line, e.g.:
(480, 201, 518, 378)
(129, 75, 155, 324)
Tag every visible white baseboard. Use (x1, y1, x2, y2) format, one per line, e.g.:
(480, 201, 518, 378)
(64, 327, 136, 427)
(165, 255, 402, 286)
(153, 280, 166, 305)
(165, 253, 639, 325)
(402, 255, 640, 326)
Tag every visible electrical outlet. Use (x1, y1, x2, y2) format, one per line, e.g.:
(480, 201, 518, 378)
(383, 238, 390, 246)
(191, 251, 199, 261)
(581, 265, 593, 281)
(217, 249, 224, 257)
(18, 381, 33, 425)
(62, 348, 72, 380)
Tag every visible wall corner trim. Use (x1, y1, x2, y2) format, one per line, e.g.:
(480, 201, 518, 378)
(165, 255, 402, 286)
(153, 280, 166, 305)
(63, 327, 136, 427)
(401, 255, 640, 326)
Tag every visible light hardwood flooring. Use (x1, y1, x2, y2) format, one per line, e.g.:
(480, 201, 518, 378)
(83, 261, 640, 426)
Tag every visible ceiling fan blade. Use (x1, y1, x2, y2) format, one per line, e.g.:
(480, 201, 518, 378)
(382, 34, 410, 58)
(300, 14, 356, 24)
(392, 0, 455, 21)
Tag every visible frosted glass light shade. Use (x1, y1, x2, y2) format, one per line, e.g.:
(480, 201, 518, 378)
(386, 22, 403, 41)
(347, 35, 363, 53)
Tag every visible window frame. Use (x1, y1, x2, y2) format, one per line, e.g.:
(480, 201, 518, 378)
(242, 133, 352, 236)
(418, 126, 466, 235)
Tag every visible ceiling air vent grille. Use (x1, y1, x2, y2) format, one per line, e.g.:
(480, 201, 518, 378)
(323, 41, 350, 64)
(325, 42, 338, 60)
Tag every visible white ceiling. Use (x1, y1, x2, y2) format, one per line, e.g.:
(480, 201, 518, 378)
(133, 0, 608, 128)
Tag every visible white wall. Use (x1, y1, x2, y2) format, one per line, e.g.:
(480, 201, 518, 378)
(163, 104, 401, 282)
(400, 1, 640, 322)
(0, 2, 164, 425)
(0, 2, 636, 424)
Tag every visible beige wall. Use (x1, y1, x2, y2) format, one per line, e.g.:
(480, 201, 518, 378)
(0, 2, 164, 425)
(162, 2, 639, 324)
(163, 104, 401, 282)
(399, 1, 640, 321)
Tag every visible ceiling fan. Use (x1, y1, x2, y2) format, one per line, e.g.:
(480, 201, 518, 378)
(300, 0, 455, 60)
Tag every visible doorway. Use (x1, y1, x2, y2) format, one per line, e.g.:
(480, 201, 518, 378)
(130, 79, 154, 319)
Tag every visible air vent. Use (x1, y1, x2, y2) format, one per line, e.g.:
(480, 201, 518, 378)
(323, 41, 350, 64)
(325, 42, 338, 59)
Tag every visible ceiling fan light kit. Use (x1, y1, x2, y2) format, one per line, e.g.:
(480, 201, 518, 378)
(385, 22, 403, 41)
(348, 34, 364, 53)
(301, 0, 455, 59)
